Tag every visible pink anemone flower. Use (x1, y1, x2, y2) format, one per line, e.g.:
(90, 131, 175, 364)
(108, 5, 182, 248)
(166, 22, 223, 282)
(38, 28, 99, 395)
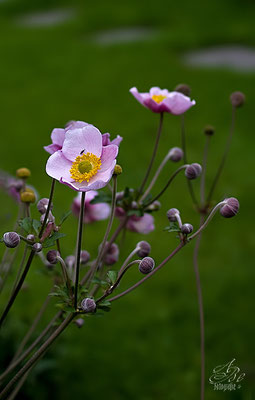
(115, 207, 155, 234)
(130, 86, 195, 114)
(72, 191, 111, 223)
(46, 124, 118, 192)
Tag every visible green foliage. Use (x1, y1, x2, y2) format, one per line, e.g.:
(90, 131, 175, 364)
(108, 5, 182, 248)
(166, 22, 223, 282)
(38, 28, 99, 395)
(19, 217, 41, 235)
(42, 232, 66, 248)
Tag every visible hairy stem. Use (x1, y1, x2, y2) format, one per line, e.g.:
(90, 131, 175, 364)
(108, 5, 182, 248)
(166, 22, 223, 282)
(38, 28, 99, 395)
(74, 192, 86, 310)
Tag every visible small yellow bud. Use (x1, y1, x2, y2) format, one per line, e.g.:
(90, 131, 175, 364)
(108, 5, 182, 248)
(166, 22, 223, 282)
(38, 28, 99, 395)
(113, 164, 122, 176)
(16, 168, 31, 179)
(20, 191, 36, 203)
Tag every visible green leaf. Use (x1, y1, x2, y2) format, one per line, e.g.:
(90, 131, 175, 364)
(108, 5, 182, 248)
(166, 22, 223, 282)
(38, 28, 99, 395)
(164, 222, 180, 233)
(91, 277, 108, 286)
(90, 192, 112, 204)
(19, 217, 41, 234)
(59, 210, 72, 226)
(107, 270, 118, 285)
(42, 232, 66, 248)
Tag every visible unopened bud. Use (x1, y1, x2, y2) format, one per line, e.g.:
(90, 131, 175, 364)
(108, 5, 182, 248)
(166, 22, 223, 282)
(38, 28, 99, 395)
(167, 208, 180, 222)
(139, 257, 155, 274)
(16, 168, 31, 179)
(185, 163, 202, 180)
(40, 211, 55, 224)
(230, 91, 245, 108)
(113, 164, 122, 176)
(46, 250, 60, 264)
(37, 198, 52, 214)
(32, 243, 42, 253)
(26, 234, 35, 242)
(80, 250, 90, 264)
(74, 318, 84, 328)
(104, 243, 119, 265)
(81, 298, 96, 313)
(137, 241, 151, 258)
(20, 190, 36, 203)
(204, 125, 215, 136)
(3, 232, 20, 248)
(181, 223, 193, 234)
(169, 147, 184, 162)
(220, 198, 239, 218)
(146, 200, 161, 211)
(175, 83, 191, 97)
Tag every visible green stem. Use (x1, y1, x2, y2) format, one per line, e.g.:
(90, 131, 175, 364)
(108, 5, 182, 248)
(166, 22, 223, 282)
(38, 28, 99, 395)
(38, 178, 56, 239)
(138, 113, 164, 197)
(74, 192, 86, 310)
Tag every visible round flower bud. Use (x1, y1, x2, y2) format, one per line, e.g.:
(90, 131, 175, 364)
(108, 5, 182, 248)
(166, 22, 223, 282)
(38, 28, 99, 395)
(81, 298, 96, 313)
(113, 164, 123, 176)
(204, 125, 215, 136)
(167, 208, 180, 222)
(65, 255, 75, 269)
(32, 243, 42, 253)
(220, 197, 239, 218)
(139, 257, 155, 274)
(104, 243, 119, 265)
(230, 91, 245, 108)
(16, 168, 31, 179)
(3, 232, 20, 248)
(137, 241, 151, 258)
(74, 318, 84, 328)
(20, 190, 36, 203)
(26, 234, 35, 242)
(131, 201, 138, 210)
(80, 250, 90, 264)
(181, 223, 193, 234)
(37, 198, 53, 214)
(185, 163, 202, 180)
(169, 147, 184, 162)
(146, 200, 161, 211)
(175, 83, 191, 97)
(46, 250, 60, 264)
(40, 211, 55, 224)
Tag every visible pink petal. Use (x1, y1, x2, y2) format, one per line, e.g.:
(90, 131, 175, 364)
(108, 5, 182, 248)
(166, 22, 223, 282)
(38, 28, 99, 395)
(87, 203, 111, 222)
(127, 213, 155, 234)
(46, 151, 72, 181)
(44, 143, 62, 155)
(164, 92, 196, 115)
(51, 128, 66, 146)
(62, 125, 102, 161)
(100, 144, 118, 172)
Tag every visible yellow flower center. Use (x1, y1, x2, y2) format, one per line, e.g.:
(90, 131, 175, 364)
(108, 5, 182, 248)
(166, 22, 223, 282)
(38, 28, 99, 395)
(151, 94, 167, 104)
(70, 152, 101, 183)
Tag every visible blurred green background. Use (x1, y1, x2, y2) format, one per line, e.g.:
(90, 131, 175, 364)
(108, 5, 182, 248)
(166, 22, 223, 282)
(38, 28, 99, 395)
(0, 0, 254, 399)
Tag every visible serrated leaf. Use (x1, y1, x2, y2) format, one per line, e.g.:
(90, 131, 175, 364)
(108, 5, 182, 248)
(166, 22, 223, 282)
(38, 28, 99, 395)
(32, 219, 41, 234)
(107, 270, 118, 285)
(91, 277, 108, 286)
(59, 210, 72, 226)
(164, 222, 180, 233)
(19, 217, 41, 234)
(42, 232, 66, 248)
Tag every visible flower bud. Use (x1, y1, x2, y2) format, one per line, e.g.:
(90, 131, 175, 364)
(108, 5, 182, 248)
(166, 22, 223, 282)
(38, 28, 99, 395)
(220, 197, 239, 218)
(113, 164, 123, 176)
(65, 255, 75, 269)
(16, 168, 31, 179)
(230, 91, 245, 108)
(146, 200, 161, 211)
(137, 241, 151, 258)
(166, 208, 180, 222)
(204, 125, 215, 136)
(46, 250, 60, 264)
(37, 198, 53, 214)
(181, 223, 193, 234)
(26, 234, 35, 242)
(175, 83, 191, 97)
(131, 201, 138, 210)
(81, 298, 96, 313)
(169, 147, 184, 162)
(20, 190, 36, 203)
(74, 318, 84, 328)
(80, 250, 90, 264)
(32, 243, 42, 253)
(3, 232, 20, 248)
(40, 211, 55, 224)
(139, 257, 155, 274)
(185, 163, 202, 180)
(104, 243, 119, 265)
